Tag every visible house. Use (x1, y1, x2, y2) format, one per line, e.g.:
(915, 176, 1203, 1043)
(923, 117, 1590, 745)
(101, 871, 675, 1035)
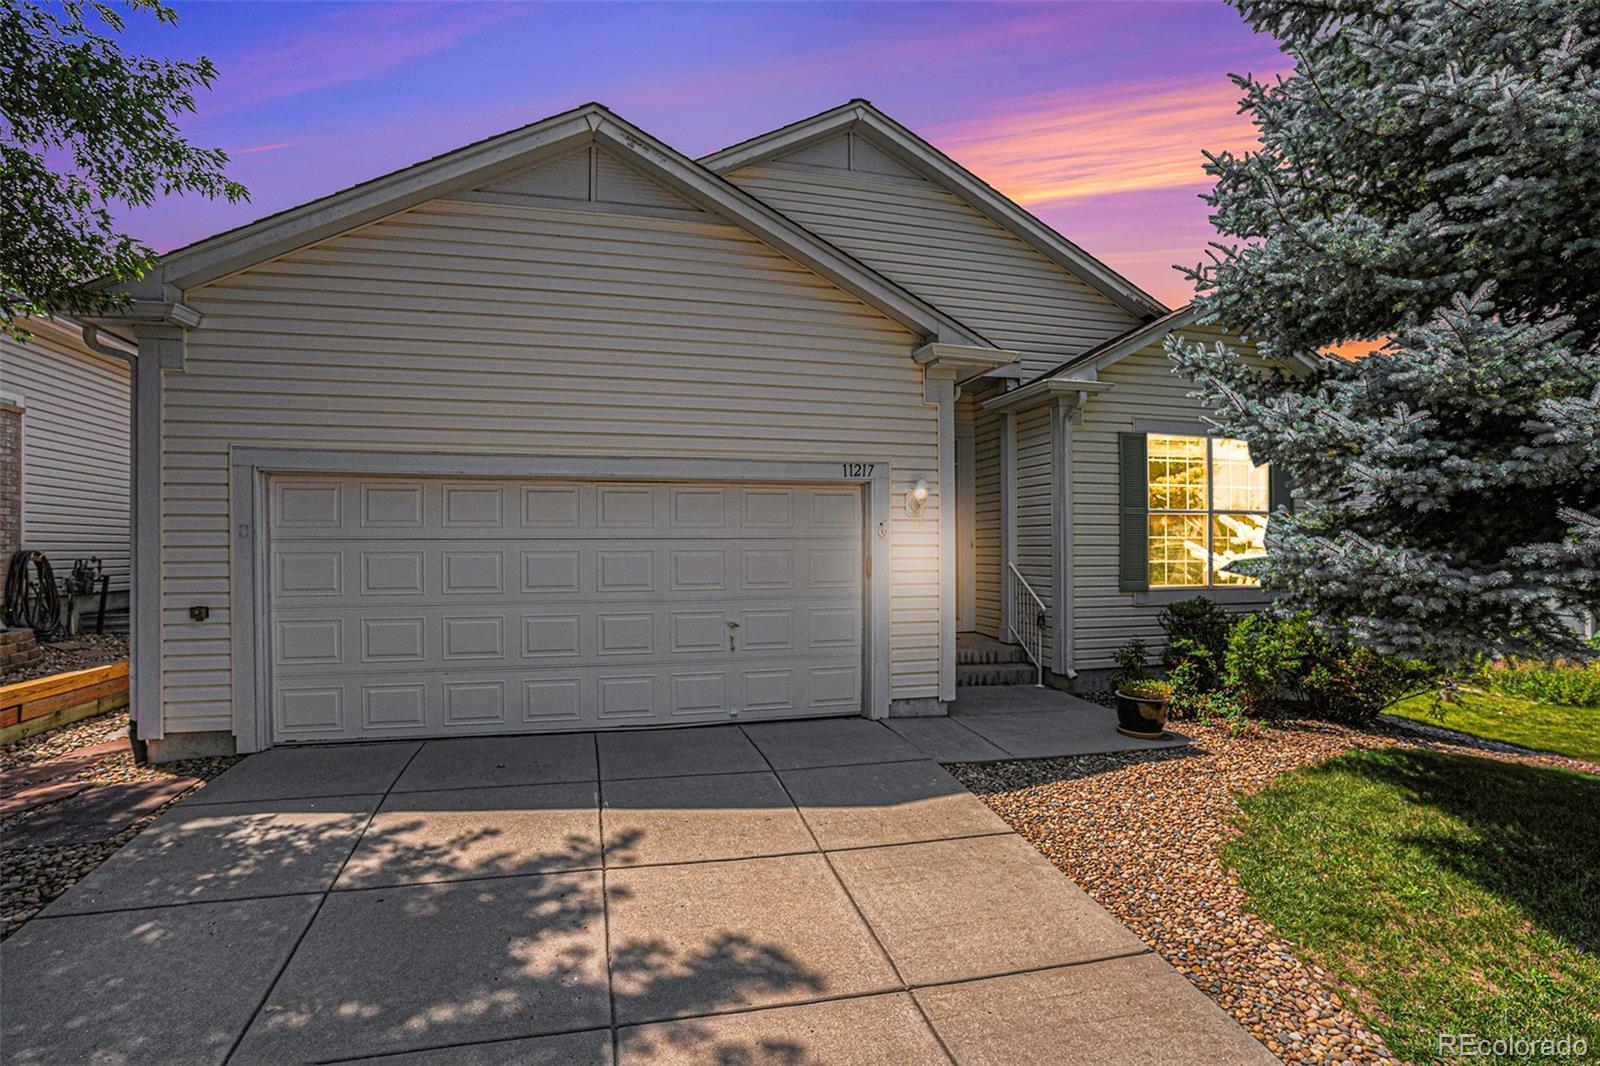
(1, 317, 135, 632)
(90, 101, 1304, 762)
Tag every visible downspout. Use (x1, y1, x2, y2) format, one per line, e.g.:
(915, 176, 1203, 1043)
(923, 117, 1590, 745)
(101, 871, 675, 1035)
(80, 324, 149, 763)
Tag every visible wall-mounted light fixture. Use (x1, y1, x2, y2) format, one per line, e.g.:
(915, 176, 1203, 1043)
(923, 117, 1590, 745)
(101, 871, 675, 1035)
(906, 478, 930, 518)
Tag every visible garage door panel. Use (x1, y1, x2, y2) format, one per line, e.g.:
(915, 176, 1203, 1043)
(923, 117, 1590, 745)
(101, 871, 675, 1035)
(272, 600, 860, 673)
(270, 481, 860, 540)
(268, 477, 865, 742)
(271, 539, 850, 606)
(269, 657, 858, 740)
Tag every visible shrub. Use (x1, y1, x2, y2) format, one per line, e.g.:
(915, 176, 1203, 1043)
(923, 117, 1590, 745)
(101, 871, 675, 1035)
(1159, 597, 1233, 693)
(1223, 613, 1311, 717)
(1298, 640, 1425, 724)
(1112, 637, 1152, 691)
(1218, 612, 1427, 725)
(1166, 656, 1210, 719)
(1191, 689, 1259, 736)
(1476, 659, 1600, 708)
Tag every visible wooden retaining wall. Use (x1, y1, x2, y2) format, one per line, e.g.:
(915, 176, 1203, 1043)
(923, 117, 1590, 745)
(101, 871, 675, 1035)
(0, 661, 129, 743)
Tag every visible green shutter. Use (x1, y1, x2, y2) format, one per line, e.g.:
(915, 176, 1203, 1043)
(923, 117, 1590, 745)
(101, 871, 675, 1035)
(1119, 432, 1149, 591)
(1269, 463, 1293, 513)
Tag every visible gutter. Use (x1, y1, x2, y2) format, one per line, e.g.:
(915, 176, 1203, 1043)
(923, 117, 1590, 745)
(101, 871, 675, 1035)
(981, 376, 1113, 414)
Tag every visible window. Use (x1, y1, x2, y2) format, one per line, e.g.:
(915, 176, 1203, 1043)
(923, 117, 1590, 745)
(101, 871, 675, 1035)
(1146, 434, 1269, 588)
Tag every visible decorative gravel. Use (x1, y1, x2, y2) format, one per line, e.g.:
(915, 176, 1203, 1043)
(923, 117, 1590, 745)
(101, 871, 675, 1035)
(1, 709, 238, 939)
(0, 708, 132, 772)
(948, 717, 1596, 1066)
(0, 632, 128, 685)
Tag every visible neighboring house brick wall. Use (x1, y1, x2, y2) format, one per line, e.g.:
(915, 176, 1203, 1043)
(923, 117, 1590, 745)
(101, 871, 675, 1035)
(0, 399, 21, 563)
(0, 330, 131, 595)
(159, 191, 943, 735)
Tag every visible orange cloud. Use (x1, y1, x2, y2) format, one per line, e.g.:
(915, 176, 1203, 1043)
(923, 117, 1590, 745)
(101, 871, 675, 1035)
(1323, 337, 1389, 360)
(933, 77, 1263, 204)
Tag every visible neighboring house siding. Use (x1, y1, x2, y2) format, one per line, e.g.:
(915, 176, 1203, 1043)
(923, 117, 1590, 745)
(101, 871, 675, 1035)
(725, 158, 1142, 376)
(1070, 331, 1271, 670)
(971, 384, 1003, 640)
(159, 197, 941, 734)
(1015, 403, 1054, 660)
(0, 331, 131, 593)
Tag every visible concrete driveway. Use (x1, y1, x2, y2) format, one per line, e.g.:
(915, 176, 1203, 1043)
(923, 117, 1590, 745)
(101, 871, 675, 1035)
(3, 716, 1270, 1065)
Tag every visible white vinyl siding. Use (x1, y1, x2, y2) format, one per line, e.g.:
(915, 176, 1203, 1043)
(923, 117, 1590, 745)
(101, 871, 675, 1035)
(160, 197, 940, 735)
(726, 158, 1142, 375)
(2, 332, 130, 592)
(971, 385, 1003, 639)
(1070, 331, 1273, 669)
(1015, 404, 1054, 661)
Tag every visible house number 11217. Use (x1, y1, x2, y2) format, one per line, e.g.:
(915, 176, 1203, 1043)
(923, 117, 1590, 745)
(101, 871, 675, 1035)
(841, 463, 875, 478)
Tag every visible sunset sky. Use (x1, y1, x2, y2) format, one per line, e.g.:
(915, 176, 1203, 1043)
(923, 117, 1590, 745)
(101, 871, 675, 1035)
(121, 1, 1286, 308)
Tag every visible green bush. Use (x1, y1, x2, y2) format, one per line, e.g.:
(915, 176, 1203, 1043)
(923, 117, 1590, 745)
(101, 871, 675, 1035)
(1190, 688, 1259, 736)
(1222, 613, 1310, 716)
(1297, 638, 1425, 724)
(1475, 659, 1600, 708)
(1156, 599, 1425, 726)
(1111, 637, 1152, 691)
(1158, 597, 1233, 693)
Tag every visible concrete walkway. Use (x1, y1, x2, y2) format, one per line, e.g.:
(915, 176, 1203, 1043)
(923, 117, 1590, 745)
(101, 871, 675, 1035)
(3, 717, 1267, 1065)
(889, 684, 1191, 762)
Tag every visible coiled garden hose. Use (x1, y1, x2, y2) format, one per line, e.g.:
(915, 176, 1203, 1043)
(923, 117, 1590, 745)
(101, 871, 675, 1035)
(4, 550, 62, 635)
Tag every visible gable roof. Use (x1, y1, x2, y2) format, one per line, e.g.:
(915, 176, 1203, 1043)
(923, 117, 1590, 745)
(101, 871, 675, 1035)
(700, 100, 1168, 321)
(1037, 304, 1201, 380)
(1033, 302, 1321, 382)
(133, 103, 990, 348)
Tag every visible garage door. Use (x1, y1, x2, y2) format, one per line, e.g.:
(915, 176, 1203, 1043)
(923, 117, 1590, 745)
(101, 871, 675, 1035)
(265, 477, 865, 742)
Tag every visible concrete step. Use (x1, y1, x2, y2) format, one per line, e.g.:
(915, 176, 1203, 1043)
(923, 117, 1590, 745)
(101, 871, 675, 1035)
(955, 637, 1029, 666)
(955, 661, 1040, 686)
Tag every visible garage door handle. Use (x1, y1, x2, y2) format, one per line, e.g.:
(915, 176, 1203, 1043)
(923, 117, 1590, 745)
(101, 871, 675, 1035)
(727, 620, 739, 652)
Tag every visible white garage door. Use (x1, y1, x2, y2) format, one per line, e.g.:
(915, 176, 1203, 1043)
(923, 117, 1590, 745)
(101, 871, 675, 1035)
(266, 477, 865, 742)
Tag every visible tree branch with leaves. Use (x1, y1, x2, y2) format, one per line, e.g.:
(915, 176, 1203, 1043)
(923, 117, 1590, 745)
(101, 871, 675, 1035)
(1, 0, 246, 337)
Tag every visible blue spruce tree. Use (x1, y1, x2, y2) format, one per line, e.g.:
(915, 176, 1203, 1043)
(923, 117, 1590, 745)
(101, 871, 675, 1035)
(1169, 0, 1600, 667)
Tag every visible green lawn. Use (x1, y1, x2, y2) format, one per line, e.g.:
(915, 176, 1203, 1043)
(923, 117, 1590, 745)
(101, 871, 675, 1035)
(1225, 749, 1599, 1064)
(1386, 688, 1600, 764)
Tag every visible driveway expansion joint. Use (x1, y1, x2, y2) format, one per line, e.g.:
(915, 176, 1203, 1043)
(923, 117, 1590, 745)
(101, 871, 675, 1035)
(221, 740, 426, 1066)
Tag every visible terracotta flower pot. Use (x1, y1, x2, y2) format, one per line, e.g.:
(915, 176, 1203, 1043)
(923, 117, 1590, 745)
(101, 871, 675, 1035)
(1114, 688, 1170, 739)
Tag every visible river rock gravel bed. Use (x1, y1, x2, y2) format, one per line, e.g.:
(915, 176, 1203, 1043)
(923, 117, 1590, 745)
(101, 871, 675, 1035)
(948, 716, 1594, 1066)
(1, 710, 238, 939)
(0, 633, 128, 685)
(0, 709, 132, 772)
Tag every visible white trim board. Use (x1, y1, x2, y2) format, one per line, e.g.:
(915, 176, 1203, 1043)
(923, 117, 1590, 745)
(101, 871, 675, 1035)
(226, 449, 896, 753)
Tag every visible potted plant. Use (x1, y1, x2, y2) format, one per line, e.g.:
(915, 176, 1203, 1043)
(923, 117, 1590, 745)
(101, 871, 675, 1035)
(1114, 679, 1172, 739)
(1111, 638, 1171, 738)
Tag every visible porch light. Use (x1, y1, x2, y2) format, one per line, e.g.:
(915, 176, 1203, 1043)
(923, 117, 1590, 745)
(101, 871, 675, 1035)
(907, 478, 929, 517)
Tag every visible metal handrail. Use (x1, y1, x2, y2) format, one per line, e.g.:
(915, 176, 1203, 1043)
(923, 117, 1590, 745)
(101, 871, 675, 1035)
(1007, 562, 1046, 686)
